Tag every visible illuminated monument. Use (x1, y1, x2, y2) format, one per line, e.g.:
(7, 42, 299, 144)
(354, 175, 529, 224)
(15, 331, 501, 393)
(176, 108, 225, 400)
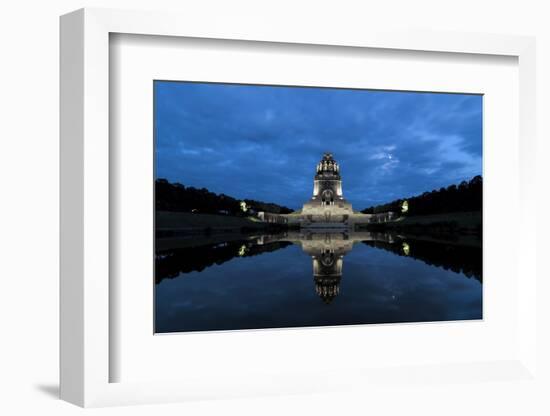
(301, 153, 354, 220)
(283, 152, 371, 228)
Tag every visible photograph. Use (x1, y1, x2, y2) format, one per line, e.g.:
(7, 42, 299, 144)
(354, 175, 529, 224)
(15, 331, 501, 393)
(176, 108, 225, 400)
(154, 81, 483, 333)
(4, 1, 540, 412)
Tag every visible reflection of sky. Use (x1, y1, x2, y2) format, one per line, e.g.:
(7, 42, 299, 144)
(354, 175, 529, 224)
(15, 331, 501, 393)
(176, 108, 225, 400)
(155, 244, 482, 333)
(155, 81, 482, 210)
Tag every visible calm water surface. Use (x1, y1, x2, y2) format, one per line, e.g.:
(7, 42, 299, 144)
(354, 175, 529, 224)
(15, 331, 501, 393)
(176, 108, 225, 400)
(155, 231, 482, 333)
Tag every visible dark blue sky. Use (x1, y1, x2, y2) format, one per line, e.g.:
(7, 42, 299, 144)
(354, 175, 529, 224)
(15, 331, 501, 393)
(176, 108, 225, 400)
(155, 81, 482, 210)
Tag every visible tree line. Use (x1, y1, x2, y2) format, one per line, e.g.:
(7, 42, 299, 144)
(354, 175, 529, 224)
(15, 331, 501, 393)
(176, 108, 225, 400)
(155, 178, 293, 215)
(361, 175, 482, 216)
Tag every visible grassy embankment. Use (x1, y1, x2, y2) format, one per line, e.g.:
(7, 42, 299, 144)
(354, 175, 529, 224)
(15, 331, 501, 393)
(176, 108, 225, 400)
(157, 211, 267, 230)
(362, 211, 482, 237)
(156, 211, 286, 250)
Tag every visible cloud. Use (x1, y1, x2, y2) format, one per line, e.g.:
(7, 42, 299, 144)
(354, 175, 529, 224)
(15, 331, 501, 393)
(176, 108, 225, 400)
(155, 82, 482, 209)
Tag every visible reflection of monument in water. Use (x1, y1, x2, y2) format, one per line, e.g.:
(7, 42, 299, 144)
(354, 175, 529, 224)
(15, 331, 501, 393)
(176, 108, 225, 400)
(260, 230, 395, 304)
(302, 233, 353, 304)
(313, 249, 342, 304)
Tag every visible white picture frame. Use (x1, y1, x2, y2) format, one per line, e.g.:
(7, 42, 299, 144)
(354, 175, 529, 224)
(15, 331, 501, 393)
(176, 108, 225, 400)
(60, 7, 538, 408)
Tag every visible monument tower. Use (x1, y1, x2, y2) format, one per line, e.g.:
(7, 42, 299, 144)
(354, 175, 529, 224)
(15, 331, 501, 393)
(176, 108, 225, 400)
(300, 152, 354, 225)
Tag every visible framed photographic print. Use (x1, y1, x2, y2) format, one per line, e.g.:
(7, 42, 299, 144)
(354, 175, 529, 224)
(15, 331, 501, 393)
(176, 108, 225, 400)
(60, 8, 539, 408)
(153, 81, 483, 334)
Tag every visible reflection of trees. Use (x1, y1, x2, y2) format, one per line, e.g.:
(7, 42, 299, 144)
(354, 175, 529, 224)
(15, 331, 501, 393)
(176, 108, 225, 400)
(156, 231, 481, 309)
(155, 240, 292, 283)
(363, 238, 482, 282)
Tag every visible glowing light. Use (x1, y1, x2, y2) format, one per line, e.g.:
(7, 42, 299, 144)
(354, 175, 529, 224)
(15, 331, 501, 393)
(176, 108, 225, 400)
(240, 201, 248, 212)
(402, 242, 410, 256)
(401, 200, 409, 213)
(238, 244, 248, 256)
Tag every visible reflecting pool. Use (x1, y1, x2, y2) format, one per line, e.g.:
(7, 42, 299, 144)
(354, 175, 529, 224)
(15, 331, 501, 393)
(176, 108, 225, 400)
(155, 230, 482, 333)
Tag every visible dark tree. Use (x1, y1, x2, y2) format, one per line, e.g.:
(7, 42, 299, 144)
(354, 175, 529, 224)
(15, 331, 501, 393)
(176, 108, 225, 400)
(361, 176, 482, 216)
(155, 178, 293, 215)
